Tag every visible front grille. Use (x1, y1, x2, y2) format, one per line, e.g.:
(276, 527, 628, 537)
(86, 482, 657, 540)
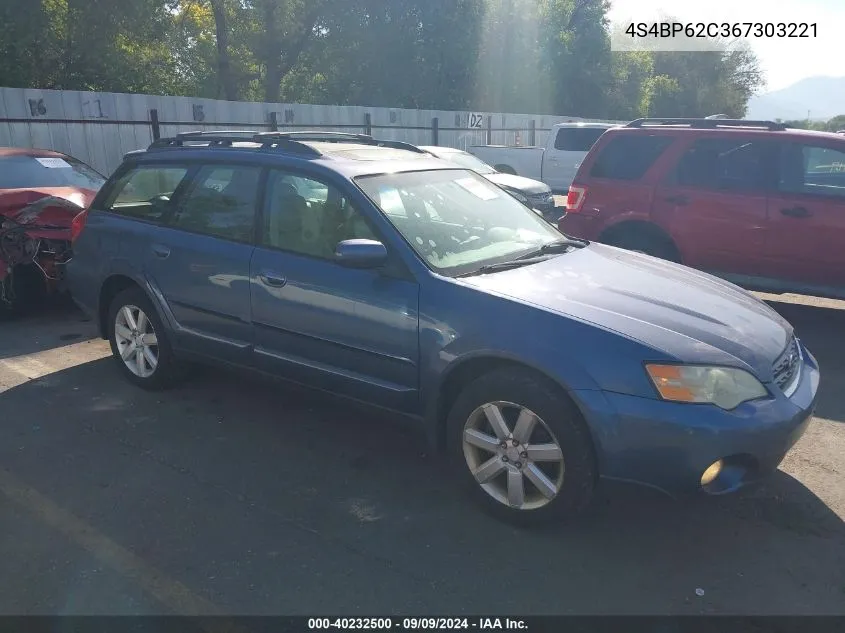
(773, 336, 801, 395)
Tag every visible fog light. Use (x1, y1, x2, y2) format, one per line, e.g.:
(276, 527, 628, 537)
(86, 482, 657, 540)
(700, 460, 724, 487)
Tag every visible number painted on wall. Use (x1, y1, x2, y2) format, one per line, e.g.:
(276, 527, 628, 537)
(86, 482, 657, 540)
(468, 113, 484, 129)
(82, 99, 106, 118)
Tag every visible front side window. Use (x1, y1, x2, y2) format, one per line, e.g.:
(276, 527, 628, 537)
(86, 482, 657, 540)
(170, 165, 261, 242)
(355, 169, 561, 276)
(262, 171, 378, 259)
(779, 143, 845, 199)
(675, 138, 773, 192)
(106, 165, 190, 223)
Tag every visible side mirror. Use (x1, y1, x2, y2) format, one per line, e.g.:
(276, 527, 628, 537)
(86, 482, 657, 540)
(334, 239, 388, 269)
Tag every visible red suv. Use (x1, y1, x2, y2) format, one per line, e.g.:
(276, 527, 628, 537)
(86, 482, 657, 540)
(558, 118, 845, 299)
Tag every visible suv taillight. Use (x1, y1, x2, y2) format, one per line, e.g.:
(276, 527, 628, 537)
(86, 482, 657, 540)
(566, 185, 587, 212)
(70, 210, 88, 243)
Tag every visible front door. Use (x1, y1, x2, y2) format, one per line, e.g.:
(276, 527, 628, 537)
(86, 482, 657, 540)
(651, 136, 776, 276)
(249, 169, 420, 413)
(765, 140, 845, 289)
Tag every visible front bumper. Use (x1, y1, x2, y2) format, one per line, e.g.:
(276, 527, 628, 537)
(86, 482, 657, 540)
(574, 342, 820, 497)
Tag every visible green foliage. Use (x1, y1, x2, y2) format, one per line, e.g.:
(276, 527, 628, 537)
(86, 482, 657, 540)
(782, 115, 845, 132)
(0, 0, 764, 120)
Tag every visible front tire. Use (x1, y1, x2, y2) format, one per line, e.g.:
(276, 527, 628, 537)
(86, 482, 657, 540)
(107, 287, 181, 390)
(446, 368, 597, 525)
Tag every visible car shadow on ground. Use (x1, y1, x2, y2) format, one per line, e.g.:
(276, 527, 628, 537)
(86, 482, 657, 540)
(0, 299, 97, 360)
(1, 355, 843, 614)
(765, 297, 845, 424)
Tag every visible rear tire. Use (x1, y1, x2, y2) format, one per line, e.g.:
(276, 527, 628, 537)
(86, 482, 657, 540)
(446, 368, 597, 526)
(107, 287, 183, 390)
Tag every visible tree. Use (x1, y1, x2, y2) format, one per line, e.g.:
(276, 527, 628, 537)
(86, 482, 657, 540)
(539, 0, 615, 118)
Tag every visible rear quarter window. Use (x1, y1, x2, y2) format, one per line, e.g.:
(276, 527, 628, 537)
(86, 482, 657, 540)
(103, 164, 190, 223)
(553, 127, 609, 152)
(589, 134, 674, 181)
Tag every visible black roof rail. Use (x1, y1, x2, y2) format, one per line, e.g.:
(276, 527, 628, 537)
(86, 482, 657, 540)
(149, 130, 260, 149)
(255, 131, 429, 153)
(147, 129, 428, 158)
(626, 118, 786, 131)
(255, 131, 374, 142)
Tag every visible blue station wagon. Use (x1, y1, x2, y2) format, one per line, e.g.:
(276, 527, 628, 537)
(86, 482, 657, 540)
(67, 131, 820, 524)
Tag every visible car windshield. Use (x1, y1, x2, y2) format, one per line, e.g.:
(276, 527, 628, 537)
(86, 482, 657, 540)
(356, 169, 563, 276)
(0, 155, 107, 191)
(435, 150, 497, 175)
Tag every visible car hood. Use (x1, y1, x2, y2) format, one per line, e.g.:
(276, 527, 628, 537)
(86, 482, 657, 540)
(0, 187, 97, 214)
(457, 243, 793, 381)
(484, 173, 550, 195)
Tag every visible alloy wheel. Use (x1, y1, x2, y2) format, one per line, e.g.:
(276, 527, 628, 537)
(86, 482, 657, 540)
(462, 401, 565, 510)
(114, 304, 159, 378)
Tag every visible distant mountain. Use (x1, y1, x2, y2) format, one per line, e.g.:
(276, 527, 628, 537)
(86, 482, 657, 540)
(746, 76, 845, 122)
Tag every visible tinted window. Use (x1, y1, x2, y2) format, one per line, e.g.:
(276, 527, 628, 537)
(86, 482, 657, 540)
(590, 135, 673, 180)
(676, 138, 772, 192)
(171, 165, 261, 242)
(779, 143, 845, 199)
(106, 165, 190, 223)
(0, 155, 106, 190)
(262, 171, 377, 259)
(554, 127, 608, 152)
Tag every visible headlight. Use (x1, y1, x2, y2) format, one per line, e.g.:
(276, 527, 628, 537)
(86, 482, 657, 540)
(645, 364, 768, 410)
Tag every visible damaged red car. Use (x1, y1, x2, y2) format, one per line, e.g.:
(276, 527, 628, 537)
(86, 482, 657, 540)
(0, 147, 106, 314)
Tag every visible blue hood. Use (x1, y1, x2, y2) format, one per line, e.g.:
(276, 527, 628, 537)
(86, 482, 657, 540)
(456, 242, 793, 382)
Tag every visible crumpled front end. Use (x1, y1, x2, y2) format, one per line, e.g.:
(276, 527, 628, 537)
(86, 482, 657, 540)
(0, 190, 82, 314)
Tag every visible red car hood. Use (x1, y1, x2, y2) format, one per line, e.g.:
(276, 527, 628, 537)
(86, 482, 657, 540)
(0, 187, 93, 227)
(0, 187, 96, 214)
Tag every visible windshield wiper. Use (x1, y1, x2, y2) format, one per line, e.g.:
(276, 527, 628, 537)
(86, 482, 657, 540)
(456, 238, 588, 278)
(456, 256, 552, 277)
(514, 237, 587, 260)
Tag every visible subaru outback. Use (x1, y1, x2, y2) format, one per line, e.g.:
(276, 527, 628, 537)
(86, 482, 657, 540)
(67, 131, 819, 524)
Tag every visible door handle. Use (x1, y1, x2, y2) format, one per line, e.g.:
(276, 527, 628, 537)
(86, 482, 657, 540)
(259, 271, 287, 288)
(664, 195, 689, 205)
(151, 244, 171, 259)
(781, 206, 811, 218)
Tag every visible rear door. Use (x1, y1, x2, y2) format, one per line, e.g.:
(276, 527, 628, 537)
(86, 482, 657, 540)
(651, 136, 777, 276)
(765, 140, 845, 287)
(543, 125, 610, 192)
(140, 162, 261, 362)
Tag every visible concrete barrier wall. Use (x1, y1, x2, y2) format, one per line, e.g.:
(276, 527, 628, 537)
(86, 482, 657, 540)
(0, 87, 621, 176)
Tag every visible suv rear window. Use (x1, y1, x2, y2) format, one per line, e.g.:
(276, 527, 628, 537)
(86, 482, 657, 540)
(589, 135, 673, 180)
(553, 127, 608, 152)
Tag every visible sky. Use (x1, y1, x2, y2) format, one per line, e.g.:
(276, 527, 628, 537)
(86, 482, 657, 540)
(606, 0, 844, 92)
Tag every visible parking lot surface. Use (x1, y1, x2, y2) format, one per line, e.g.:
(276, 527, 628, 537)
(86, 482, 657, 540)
(1, 294, 843, 616)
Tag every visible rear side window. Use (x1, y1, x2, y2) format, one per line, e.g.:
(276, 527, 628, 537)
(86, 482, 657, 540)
(553, 127, 608, 152)
(676, 138, 773, 192)
(589, 135, 673, 180)
(171, 165, 262, 243)
(106, 165, 190, 223)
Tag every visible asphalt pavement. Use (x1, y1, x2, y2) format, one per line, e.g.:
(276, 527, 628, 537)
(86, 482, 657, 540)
(0, 294, 843, 616)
